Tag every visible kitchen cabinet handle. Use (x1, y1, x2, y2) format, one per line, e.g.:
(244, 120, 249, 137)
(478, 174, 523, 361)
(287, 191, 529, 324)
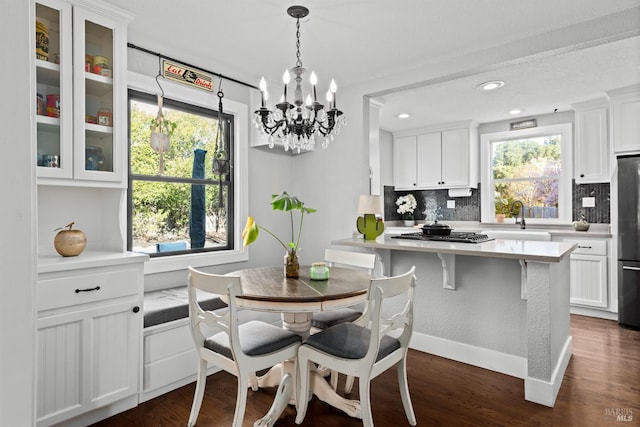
(75, 286, 101, 293)
(577, 245, 592, 249)
(622, 266, 640, 271)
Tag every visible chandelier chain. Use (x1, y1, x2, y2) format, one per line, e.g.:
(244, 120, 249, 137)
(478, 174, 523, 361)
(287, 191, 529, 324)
(295, 17, 302, 68)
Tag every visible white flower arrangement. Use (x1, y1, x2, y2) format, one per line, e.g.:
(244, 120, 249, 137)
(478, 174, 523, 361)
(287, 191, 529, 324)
(396, 194, 417, 219)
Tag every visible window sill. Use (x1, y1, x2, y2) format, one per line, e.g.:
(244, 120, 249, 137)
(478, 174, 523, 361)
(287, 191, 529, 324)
(143, 249, 248, 275)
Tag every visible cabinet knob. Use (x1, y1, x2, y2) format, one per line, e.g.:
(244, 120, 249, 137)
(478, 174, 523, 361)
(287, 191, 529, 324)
(413, 183, 416, 186)
(132, 306, 140, 313)
(580, 173, 585, 178)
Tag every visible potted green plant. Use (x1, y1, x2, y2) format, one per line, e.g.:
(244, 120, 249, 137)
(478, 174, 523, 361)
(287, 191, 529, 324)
(242, 191, 316, 278)
(149, 99, 177, 174)
(494, 192, 510, 223)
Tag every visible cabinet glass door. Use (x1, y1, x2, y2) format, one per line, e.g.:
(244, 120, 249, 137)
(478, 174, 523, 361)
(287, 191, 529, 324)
(73, 8, 123, 181)
(35, 0, 72, 179)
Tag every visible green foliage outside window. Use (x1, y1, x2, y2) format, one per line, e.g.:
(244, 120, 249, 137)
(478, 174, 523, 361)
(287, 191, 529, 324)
(129, 94, 231, 254)
(491, 135, 561, 219)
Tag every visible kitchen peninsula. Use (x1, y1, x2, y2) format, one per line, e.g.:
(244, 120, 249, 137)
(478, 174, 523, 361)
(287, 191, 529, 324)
(332, 235, 576, 407)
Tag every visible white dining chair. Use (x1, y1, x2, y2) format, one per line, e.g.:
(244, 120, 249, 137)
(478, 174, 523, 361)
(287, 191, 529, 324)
(296, 266, 417, 427)
(186, 267, 302, 427)
(310, 249, 376, 331)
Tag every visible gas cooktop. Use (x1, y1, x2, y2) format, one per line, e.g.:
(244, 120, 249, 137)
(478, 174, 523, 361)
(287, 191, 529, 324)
(391, 232, 493, 244)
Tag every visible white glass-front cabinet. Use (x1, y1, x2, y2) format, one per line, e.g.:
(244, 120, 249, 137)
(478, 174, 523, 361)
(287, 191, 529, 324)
(35, 0, 130, 185)
(36, 0, 73, 179)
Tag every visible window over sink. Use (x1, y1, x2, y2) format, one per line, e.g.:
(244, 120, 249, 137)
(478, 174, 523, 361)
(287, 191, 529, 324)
(480, 123, 573, 224)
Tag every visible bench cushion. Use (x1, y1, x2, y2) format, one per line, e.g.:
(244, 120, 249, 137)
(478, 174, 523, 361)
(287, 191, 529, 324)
(144, 286, 227, 328)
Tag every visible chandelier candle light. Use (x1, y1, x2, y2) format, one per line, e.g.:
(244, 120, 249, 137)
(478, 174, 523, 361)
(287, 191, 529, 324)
(254, 5, 345, 152)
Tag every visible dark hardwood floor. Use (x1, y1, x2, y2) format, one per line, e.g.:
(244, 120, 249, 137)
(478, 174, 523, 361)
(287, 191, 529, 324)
(92, 315, 639, 426)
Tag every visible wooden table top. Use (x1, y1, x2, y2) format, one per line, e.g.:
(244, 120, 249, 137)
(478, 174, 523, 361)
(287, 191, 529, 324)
(226, 266, 371, 304)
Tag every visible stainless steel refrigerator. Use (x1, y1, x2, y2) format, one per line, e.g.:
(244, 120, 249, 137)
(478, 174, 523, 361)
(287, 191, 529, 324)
(618, 155, 640, 329)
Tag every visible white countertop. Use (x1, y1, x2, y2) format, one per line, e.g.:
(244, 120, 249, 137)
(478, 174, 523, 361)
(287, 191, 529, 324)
(333, 236, 576, 263)
(38, 250, 149, 274)
(384, 221, 611, 238)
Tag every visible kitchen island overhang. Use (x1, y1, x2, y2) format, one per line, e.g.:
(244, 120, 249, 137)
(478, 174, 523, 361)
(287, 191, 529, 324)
(332, 236, 577, 407)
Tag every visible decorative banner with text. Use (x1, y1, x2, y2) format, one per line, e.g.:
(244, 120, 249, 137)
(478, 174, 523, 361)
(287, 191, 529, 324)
(162, 59, 214, 92)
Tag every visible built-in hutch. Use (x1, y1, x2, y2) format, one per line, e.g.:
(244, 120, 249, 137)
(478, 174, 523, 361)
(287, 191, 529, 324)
(34, 1, 145, 426)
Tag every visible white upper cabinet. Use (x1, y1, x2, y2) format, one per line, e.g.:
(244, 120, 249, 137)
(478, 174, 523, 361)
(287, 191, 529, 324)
(393, 135, 418, 189)
(35, 0, 132, 186)
(608, 85, 640, 155)
(572, 98, 609, 183)
(394, 121, 478, 190)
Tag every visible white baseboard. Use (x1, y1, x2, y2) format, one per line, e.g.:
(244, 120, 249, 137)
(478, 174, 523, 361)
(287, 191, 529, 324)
(570, 306, 618, 321)
(524, 336, 573, 407)
(409, 332, 527, 379)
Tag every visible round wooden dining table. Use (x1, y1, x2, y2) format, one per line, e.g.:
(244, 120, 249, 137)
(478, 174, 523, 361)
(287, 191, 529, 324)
(225, 265, 372, 424)
(228, 265, 371, 335)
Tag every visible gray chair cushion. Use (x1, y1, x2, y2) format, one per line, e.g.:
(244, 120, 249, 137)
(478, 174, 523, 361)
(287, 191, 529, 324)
(303, 322, 400, 361)
(143, 286, 227, 328)
(311, 308, 362, 329)
(205, 320, 302, 359)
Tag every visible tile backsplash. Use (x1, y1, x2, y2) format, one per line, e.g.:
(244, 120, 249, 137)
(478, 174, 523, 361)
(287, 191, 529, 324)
(384, 181, 610, 223)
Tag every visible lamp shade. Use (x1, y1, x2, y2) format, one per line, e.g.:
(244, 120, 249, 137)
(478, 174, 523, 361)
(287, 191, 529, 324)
(357, 195, 383, 215)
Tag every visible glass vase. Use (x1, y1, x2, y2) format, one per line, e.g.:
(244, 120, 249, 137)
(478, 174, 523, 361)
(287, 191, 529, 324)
(284, 251, 300, 278)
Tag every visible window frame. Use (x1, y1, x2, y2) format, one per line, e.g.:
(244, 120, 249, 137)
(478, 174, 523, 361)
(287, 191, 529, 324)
(127, 71, 248, 274)
(480, 123, 573, 225)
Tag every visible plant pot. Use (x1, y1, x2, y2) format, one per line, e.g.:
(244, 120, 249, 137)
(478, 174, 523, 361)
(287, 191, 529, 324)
(404, 220, 415, 227)
(284, 252, 300, 278)
(496, 214, 505, 224)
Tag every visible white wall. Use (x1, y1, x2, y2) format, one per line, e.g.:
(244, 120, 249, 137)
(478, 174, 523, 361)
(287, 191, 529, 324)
(0, 1, 37, 425)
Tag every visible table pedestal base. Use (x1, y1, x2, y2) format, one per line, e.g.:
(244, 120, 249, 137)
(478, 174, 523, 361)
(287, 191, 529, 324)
(254, 311, 362, 423)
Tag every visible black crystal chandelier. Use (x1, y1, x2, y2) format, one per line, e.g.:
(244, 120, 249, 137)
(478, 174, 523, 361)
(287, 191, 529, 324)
(253, 5, 345, 152)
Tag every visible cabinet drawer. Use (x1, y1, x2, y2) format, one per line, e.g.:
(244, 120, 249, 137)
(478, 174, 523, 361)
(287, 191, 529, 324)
(571, 240, 607, 256)
(38, 267, 140, 312)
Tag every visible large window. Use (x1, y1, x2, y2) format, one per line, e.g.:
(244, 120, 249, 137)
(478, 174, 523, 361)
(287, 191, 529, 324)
(127, 90, 234, 257)
(481, 123, 572, 224)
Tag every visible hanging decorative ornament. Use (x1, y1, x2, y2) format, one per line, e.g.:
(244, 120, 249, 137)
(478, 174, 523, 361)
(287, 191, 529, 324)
(149, 58, 176, 175)
(150, 94, 171, 174)
(212, 84, 230, 233)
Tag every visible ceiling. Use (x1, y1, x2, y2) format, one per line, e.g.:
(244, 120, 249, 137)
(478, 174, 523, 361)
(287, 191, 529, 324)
(104, 0, 640, 133)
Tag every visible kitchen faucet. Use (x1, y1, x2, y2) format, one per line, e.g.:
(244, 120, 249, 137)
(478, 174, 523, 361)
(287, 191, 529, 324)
(510, 200, 526, 229)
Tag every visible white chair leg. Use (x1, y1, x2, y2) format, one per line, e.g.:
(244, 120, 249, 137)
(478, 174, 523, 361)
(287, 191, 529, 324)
(232, 372, 250, 427)
(344, 375, 355, 394)
(359, 375, 373, 427)
(398, 358, 417, 426)
(249, 371, 259, 391)
(329, 369, 339, 391)
(187, 358, 208, 427)
(295, 354, 310, 425)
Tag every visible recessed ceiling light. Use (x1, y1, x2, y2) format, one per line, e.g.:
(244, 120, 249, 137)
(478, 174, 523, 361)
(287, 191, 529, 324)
(476, 80, 505, 91)
(508, 108, 523, 115)
(397, 113, 410, 119)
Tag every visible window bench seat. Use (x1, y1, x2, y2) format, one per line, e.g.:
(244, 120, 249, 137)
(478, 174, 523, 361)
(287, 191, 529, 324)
(141, 285, 279, 403)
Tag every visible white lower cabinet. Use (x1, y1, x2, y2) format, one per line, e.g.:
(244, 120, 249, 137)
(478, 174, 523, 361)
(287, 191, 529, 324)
(36, 261, 144, 427)
(554, 237, 609, 308)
